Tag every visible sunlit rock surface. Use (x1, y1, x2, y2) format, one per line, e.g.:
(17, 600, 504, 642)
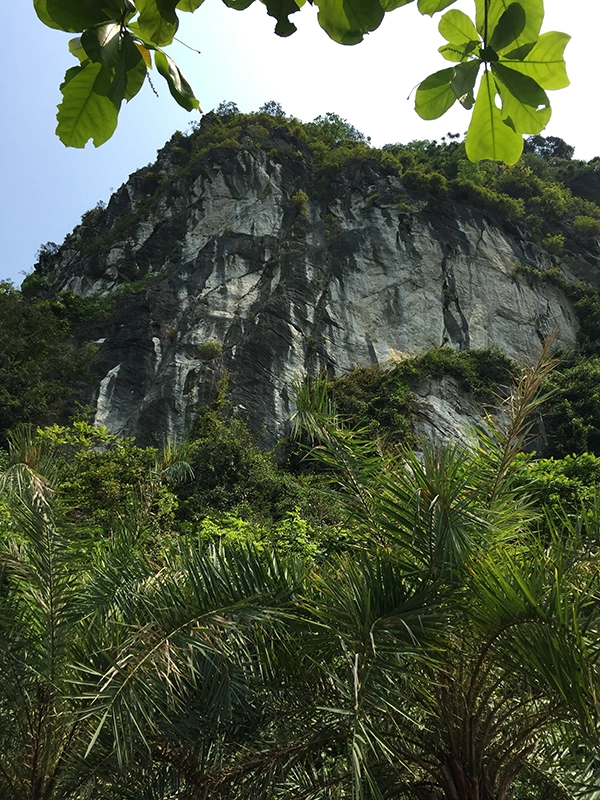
(38, 128, 594, 447)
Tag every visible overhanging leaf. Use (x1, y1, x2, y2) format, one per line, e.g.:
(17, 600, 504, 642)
(34, 0, 116, 32)
(503, 31, 570, 90)
(154, 50, 200, 111)
(177, 0, 206, 9)
(503, 41, 535, 59)
(475, 0, 543, 48)
(415, 67, 456, 119)
(260, 0, 304, 37)
(56, 60, 119, 147)
(110, 33, 147, 105)
(495, 73, 551, 134)
(488, 2, 526, 52)
(81, 22, 121, 66)
(451, 59, 481, 109)
(438, 40, 478, 62)
(134, 0, 180, 46)
(417, 0, 457, 15)
(222, 0, 256, 9)
(68, 36, 87, 62)
(439, 9, 478, 45)
(135, 43, 153, 68)
(465, 69, 523, 164)
(492, 61, 547, 107)
(379, 0, 414, 11)
(315, 0, 385, 45)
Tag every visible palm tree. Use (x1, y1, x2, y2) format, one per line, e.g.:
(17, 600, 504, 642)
(0, 427, 303, 799)
(3, 349, 600, 800)
(281, 350, 600, 800)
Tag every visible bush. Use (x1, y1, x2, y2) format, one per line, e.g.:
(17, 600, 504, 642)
(574, 215, 600, 238)
(178, 409, 341, 528)
(291, 189, 309, 219)
(542, 233, 565, 254)
(0, 283, 96, 441)
(518, 452, 600, 515)
(328, 347, 515, 447)
(36, 421, 181, 534)
(198, 341, 222, 360)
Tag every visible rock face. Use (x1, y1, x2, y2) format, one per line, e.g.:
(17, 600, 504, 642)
(37, 121, 598, 447)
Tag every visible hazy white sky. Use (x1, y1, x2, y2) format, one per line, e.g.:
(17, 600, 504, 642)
(1, 1, 597, 286)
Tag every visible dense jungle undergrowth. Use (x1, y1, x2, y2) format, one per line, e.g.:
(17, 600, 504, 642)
(4, 348, 600, 799)
(5, 113, 600, 797)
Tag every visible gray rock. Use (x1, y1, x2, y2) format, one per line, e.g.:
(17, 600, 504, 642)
(37, 133, 595, 448)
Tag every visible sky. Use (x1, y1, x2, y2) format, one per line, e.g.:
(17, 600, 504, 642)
(2, 1, 598, 287)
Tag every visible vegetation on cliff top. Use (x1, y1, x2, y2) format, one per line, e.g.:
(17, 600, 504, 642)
(25, 108, 600, 287)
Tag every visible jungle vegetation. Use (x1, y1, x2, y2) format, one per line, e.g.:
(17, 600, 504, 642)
(3, 350, 600, 799)
(5, 114, 600, 798)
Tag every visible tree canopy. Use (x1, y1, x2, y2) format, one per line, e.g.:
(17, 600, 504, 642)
(35, 0, 570, 163)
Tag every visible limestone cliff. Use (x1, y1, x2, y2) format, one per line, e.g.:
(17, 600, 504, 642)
(34, 116, 600, 447)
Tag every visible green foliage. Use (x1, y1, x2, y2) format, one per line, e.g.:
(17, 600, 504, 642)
(178, 407, 342, 531)
(36, 421, 182, 534)
(36, 0, 569, 161)
(305, 111, 369, 147)
(543, 356, 600, 457)
(0, 282, 96, 442)
(542, 232, 565, 254)
(325, 346, 515, 446)
(518, 451, 600, 514)
(524, 134, 575, 161)
(291, 188, 309, 218)
(574, 214, 600, 238)
(197, 340, 222, 360)
(194, 507, 341, 560)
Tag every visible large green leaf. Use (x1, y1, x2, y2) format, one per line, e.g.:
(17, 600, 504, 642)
(415, 67, 456, 120)
(417, 0, 456, 15)
(495, 74, 551, 134)
(475, 0, 543, 48)
(503, 31, 570, 90)
(177, 0, 206, 9)
(438, 40, 478, 62)
(81, 22, 121, 66)
(315, 0, 385, 44)
(493, 62, 550, 134)
(154, 51, 200, 111)
(379, 0, 414, 12)
(261, 0, 305, 37)
(106, 33, 147, 107)
(451, 59, 480, 109)
(122, 36, 148, 101)
(56, 60, 119, 147)
(34, 0, 117, 32)
(488, 2, 526, 52)
(222, 0, 256, 9)
(68, 36, 87, 62)
(134, 0, 180, 46)
(465, 70, 523, 164)
(493, 61, 546, 107)
(438, 9, 479, 45)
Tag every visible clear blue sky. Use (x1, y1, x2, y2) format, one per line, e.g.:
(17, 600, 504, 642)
(2, 1, 597, 287)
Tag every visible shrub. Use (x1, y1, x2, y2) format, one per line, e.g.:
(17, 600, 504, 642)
(198, 341, 222, 360)
(542, 233, 565, 255)
(291, 189, 309, 219)
(574, 215, 600, 238)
